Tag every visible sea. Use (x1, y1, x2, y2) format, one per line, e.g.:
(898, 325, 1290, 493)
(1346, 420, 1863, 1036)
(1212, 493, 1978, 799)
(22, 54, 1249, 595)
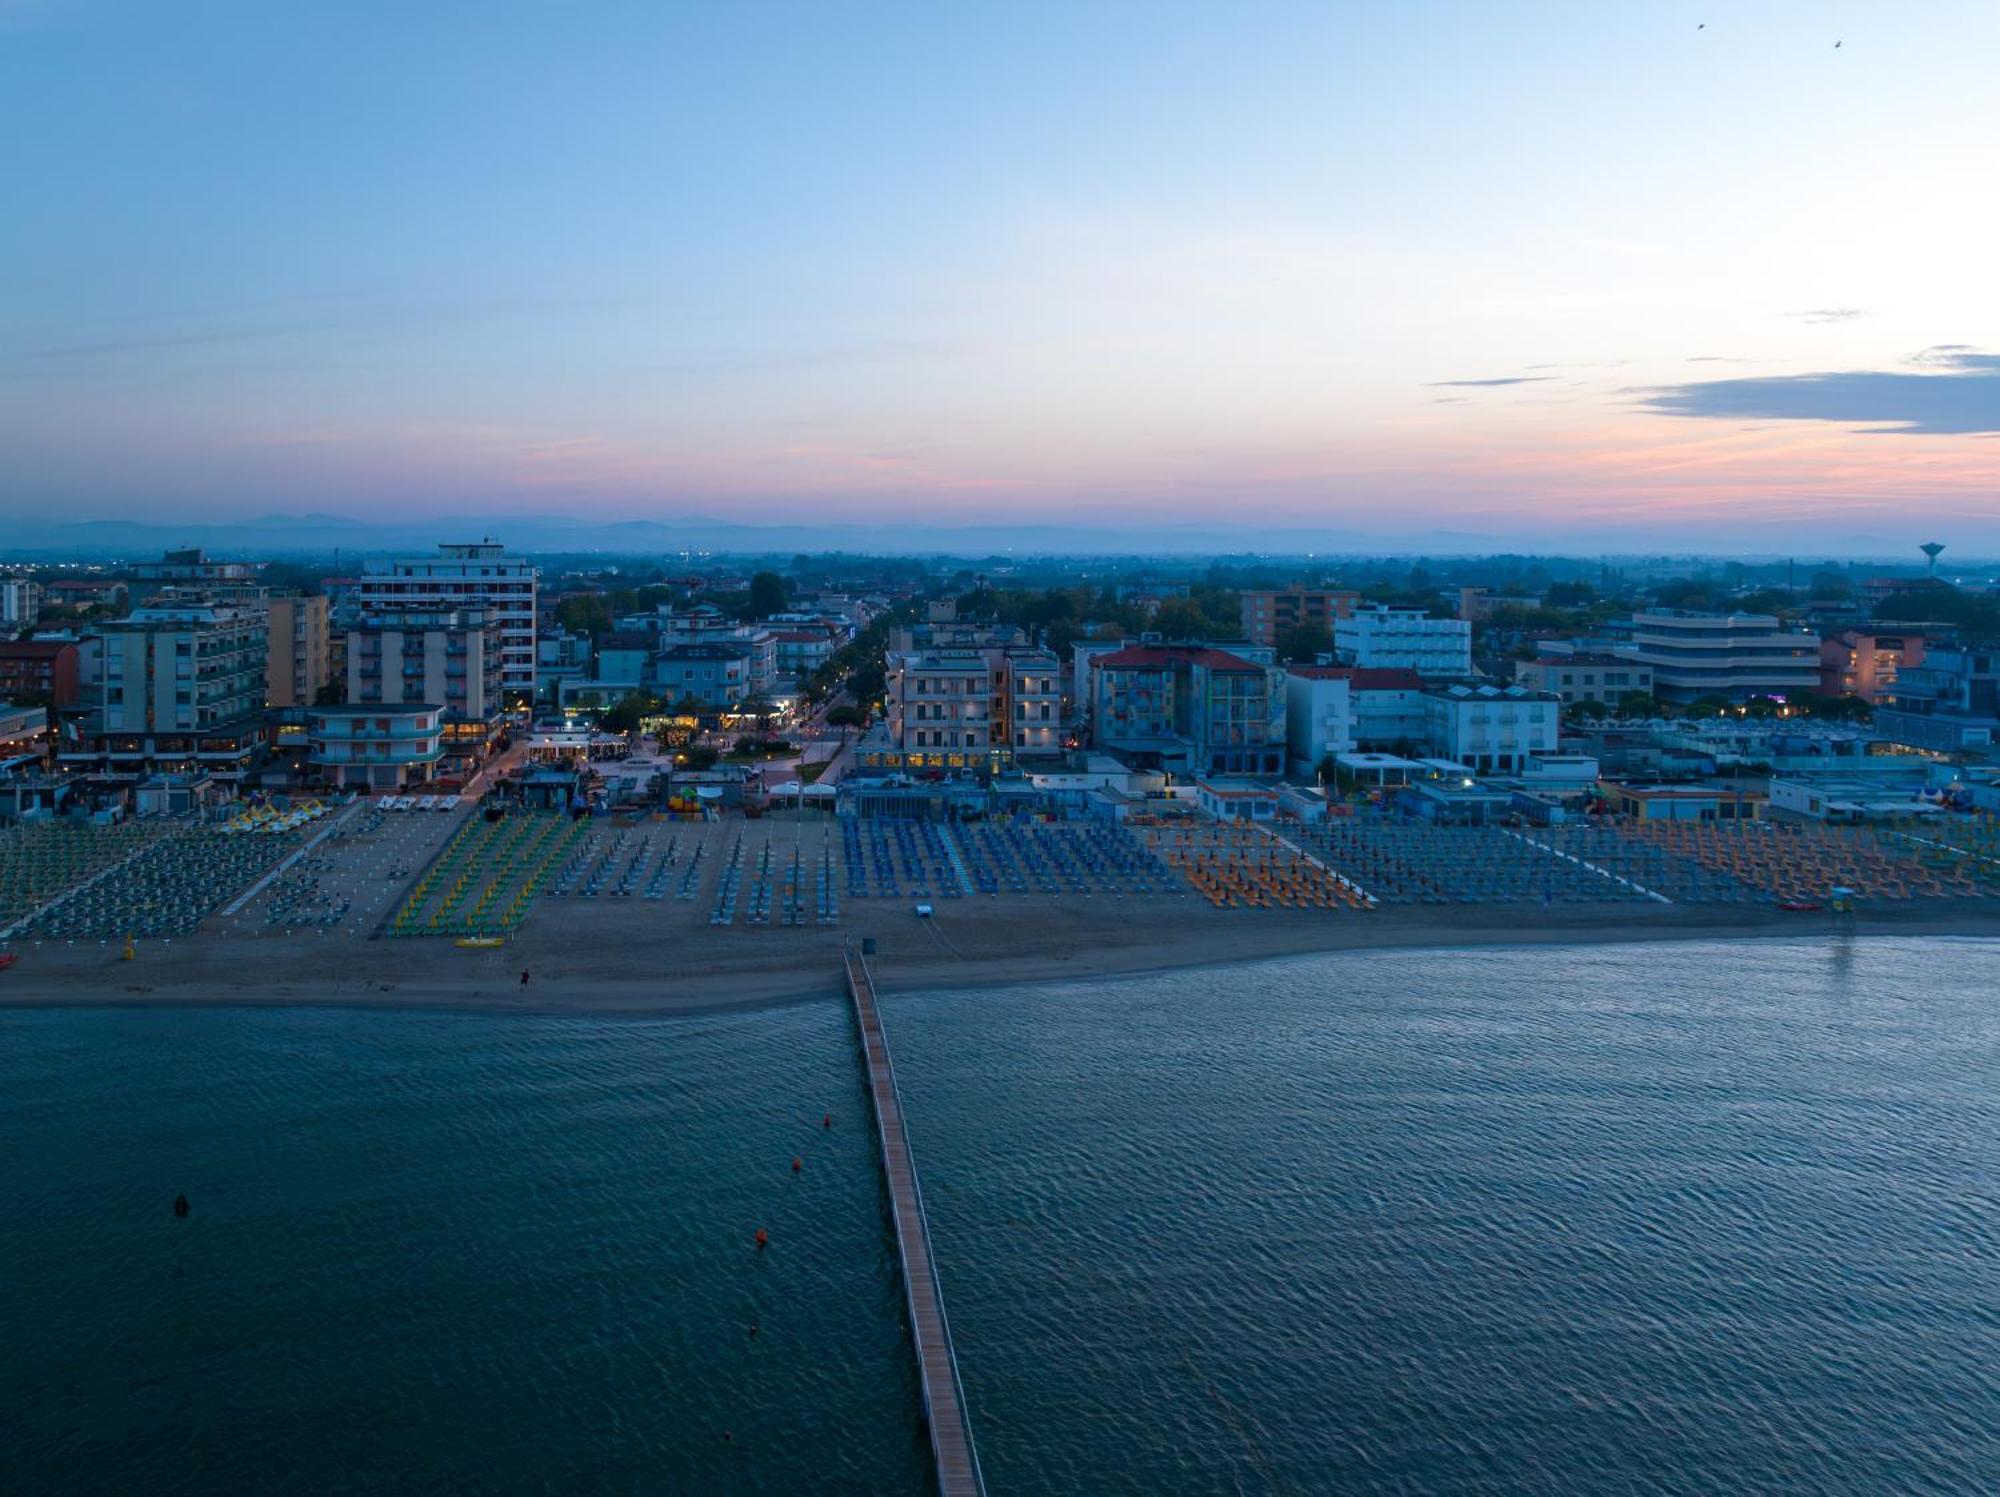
(2, 936, 1995, 1494)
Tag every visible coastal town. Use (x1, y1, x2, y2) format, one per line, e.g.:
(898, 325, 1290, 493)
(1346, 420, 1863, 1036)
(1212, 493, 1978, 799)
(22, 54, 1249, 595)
(3, 539, 1999, 1005)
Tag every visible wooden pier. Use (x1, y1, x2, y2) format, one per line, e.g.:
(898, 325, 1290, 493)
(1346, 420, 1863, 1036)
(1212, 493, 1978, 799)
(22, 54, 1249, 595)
(844, 947, 987, 1497)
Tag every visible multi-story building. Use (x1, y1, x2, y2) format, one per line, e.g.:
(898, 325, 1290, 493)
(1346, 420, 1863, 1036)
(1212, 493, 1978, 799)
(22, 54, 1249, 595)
(1514, 653, 1655, 707)
(357, 542, 538, 699)
(536, 628, 591, 702)
(1282, 667, 1354, 775)
(1818, 629, 1925, 703)
(66, 601, 268, 778)
(0, 578, 44, 628)
(882, 644, 1062, 773)
(772, 627, 840, 679)
(1617, 611, 1820, 702)
(346, 606, 504, 776)
(44, 577, 128, 612)
(265, 593, 331, 707)
(1875, 644, 2000, 751)
(0, 639, 81, 708)
(1334, 605, 1472, 677)
(308, 703, 444, 791)
(1090, 644, 1284, 776)
(1420, 684, 1561, 774)
(657, 641, 753, 707)
(129, 547, 258, 604)
(1239, 588, 1357, 649)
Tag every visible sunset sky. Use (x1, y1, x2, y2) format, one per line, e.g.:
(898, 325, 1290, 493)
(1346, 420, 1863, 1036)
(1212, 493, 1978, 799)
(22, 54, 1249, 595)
(5, 1, 1999, 548)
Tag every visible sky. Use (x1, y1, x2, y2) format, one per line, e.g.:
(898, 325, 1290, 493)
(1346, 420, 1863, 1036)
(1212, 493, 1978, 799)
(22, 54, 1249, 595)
(4, 0, 1999, 551)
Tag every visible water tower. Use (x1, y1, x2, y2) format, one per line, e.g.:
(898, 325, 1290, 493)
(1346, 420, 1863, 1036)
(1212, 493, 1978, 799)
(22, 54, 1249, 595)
(1921, 541, 1945, 577)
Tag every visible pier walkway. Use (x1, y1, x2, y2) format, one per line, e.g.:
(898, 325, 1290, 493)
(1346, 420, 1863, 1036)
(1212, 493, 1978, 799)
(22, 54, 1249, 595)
(843, 947, 987, 1497)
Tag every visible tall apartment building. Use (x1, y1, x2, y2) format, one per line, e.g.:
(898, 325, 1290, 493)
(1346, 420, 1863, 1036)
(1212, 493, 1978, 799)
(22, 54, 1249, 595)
(1239, 588, 1357, 648)
(0, 578, 44, 628)
(346, 606, 504, 776)
(357, 542, 537, 699)
(65, 601, 269, 778)
(1090, 644, 1284, 776)
(1333, 605, 1472, 676)
(883, 645, 1062, 773)
(1617, 611, 1820, 702)
(265, 593, 331, 707)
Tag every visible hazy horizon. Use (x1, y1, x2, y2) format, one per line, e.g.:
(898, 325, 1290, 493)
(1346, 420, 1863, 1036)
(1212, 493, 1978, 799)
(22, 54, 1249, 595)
(6, 2, 1999, 543)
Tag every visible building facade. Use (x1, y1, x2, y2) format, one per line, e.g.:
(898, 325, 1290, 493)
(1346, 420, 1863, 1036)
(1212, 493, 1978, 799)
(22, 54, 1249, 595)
(1420, 684, 1561, 774)
(1239, 588, 1357, 648)
(308, 703, 445, 790)
(1875, 644, 2000, 751)
(1334, 605, 1473, 676)
(346, 606, 504, 775)
(658, 642, 753, 707)
(1514, 653, 1656, 706)
(1090, 644, 1284, 776)
(1818, 629, 1925, 703)
(0, 578, 43, 628)
(1282, 667, 1355, 775)
(67, 602, 268, 778)
(0, 639, 81, 708)
(884, 645, 1063, 772)
(265, 593, 331, 707)
(1617, 611, 1820, 702)
(357, 543, 538, 699)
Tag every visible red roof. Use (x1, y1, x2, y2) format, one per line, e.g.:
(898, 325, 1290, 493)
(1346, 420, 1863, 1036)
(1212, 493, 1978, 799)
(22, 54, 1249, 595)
(1095, 645, 1263, 672)
(1286, 665, 1422, 690)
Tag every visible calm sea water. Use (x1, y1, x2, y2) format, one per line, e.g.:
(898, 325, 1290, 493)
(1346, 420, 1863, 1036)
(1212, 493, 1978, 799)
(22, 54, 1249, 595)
(0, 1002, 930, 1494)
(887, 937, 2000, 1496)
(2, 938, 1995, 1495)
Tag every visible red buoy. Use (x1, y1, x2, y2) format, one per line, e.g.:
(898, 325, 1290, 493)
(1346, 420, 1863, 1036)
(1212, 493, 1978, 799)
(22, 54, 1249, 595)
(822, 1113, 832, 1129)
(755, 1228, 769, 1250)
(791, 1156, 802, 1173)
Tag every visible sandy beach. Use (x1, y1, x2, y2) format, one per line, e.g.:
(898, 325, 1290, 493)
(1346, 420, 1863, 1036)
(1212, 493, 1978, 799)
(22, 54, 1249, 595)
(6, 847, 1999, 1016)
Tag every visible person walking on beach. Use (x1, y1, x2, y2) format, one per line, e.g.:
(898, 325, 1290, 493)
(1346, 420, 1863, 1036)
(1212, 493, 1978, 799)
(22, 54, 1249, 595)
(520, 969, 530, 987)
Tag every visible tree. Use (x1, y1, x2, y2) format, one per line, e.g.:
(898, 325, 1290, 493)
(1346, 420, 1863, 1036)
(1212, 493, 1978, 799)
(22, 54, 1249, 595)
(1273, 622, 1332, 665)
(598, 691, 657, 735)
(555, 594, 614, 638)
(1615, 691, 1659, 719)
(746, 571, 787, 620)
(680, 744, 720, 771)
(1150, 598, 1210, 640)
(1544, 580, 1595, 608)
(1685, 695, 1732, 718)
(1566, 699, 1610, 722)
(826, 704, 866, 740)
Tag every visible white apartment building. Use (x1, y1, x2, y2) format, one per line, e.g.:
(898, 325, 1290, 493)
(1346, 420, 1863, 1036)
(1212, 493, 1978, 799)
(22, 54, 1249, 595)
(100, 601, 268, 734)
(1283, 667, 1355, 775)
(358, 542, 538, 699)
(1619, 611, 1820, 702)
(1334, 605, 1472, 676)
(1420, 683, 1560, 774)
(0, 578, 43, 628)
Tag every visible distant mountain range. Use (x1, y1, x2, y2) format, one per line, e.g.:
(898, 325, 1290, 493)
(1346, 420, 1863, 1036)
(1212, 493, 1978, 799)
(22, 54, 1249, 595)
(0, 510, 1986, 564)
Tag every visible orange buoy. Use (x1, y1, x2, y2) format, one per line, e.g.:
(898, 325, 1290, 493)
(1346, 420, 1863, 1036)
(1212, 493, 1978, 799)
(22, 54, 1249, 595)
(755, 1228, 769, 1250)
(822, 1113, 832, 1129)
(791, 1156, 802, 1173)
